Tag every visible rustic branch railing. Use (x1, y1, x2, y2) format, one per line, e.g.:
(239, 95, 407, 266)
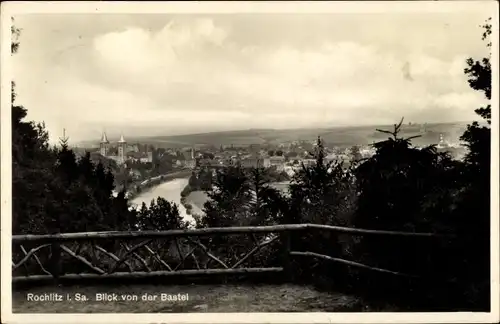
(12, 224, 453, 284)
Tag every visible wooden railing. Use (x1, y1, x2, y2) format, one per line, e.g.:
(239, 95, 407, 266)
(12, 224, 453, 284)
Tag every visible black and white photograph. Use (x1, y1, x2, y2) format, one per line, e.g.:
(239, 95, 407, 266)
(1, 1, 498, 323)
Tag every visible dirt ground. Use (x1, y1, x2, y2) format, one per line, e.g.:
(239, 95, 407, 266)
(12, 283, 366, 313)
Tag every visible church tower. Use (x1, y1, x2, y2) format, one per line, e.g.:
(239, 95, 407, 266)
(118, 134, 127, 164)
(439, 133, 444, 145)
(100, 132, 109, 156)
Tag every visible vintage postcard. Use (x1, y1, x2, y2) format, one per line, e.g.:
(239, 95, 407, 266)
(1, 1, 499, 323)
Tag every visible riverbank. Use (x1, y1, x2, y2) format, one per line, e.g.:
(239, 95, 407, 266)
(182, 181, 291, 214)
(129, 174, 290, 228)
(130, 177, 197, 227)
(126, 169, 193, 201)
(178, 168, 291, 215)
(180, 184, 205, 217)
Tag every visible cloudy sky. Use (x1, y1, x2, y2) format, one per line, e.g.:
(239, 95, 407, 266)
(12, 8, 492, 143)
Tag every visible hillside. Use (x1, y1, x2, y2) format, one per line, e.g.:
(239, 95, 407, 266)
(125, 122, 468, 148)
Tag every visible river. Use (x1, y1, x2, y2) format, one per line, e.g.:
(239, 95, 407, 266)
(131, 178, 291, 228)
(130, 178, 197, 226)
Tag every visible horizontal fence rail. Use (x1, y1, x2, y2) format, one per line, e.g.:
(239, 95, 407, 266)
(12, 224, 453, 284)
(12, 224, 453, 243)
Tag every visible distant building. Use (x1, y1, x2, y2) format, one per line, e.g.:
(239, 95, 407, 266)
(127, 152, 139, 161)
(100, 132, 109, 156)
(269, 155, 285, 165)
(117, 134, 127, 164)
(199, 158, 223, 169)
(184, 148, 196, 169)
(127, 144, 139, 153)
(301, 158, 316, 167)
(224, 158, 238, 166)
(360, 147, 375, 158)
(241, 158, 264, 169)
(325, 153, 337, 162)
(99, 132, 151, 165)
(185, 160, 196, 169)
(269, 156, 286, 172)
(283, 165, 295, 177)
(129, 169, 142, 180)
(139, 152, 153, 163)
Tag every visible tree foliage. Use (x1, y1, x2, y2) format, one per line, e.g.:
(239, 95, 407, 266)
(346, 19, 492, 309)
(11, 22, 183, 235)
(247, 167, 285, 226)
(135, 198, 187, 231)
(200, 165, 253, 228)
(286, 136, 355, 226)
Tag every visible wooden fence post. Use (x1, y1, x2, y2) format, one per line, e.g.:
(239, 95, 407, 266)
(281, 231, 292, 282)
(50, 242, 61, 283)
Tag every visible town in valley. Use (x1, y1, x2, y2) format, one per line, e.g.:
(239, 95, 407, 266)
(71, 122, 468, 200)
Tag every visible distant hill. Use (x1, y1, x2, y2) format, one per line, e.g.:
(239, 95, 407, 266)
(80, 122, 470, 149)
(131, 122, 469, 148)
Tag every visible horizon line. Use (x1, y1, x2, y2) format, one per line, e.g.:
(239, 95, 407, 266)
(70, 119, 473, 145)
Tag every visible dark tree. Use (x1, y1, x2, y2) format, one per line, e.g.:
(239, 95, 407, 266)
(135, 197, 187, 231)
(10, 23, 154, 235)
(201, 165, 252, 228)
(246, 167, 280, 226)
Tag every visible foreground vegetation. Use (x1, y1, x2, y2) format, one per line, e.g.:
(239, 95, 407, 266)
(178, 167, 290, 216)
(11, 19, 492, 310)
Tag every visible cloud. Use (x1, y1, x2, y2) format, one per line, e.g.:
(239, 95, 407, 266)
(90, 24, 484, 113)
(13, 16, 489, 143)
(92, 18, 229, 75)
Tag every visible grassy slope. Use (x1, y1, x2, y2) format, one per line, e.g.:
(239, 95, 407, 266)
(12, 283, 369, 313)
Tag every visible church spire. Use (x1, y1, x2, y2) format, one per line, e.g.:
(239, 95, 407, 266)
(100, 130, 109, 157)
(100, 131, 109, 144)
(118, 134, 126, 144)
